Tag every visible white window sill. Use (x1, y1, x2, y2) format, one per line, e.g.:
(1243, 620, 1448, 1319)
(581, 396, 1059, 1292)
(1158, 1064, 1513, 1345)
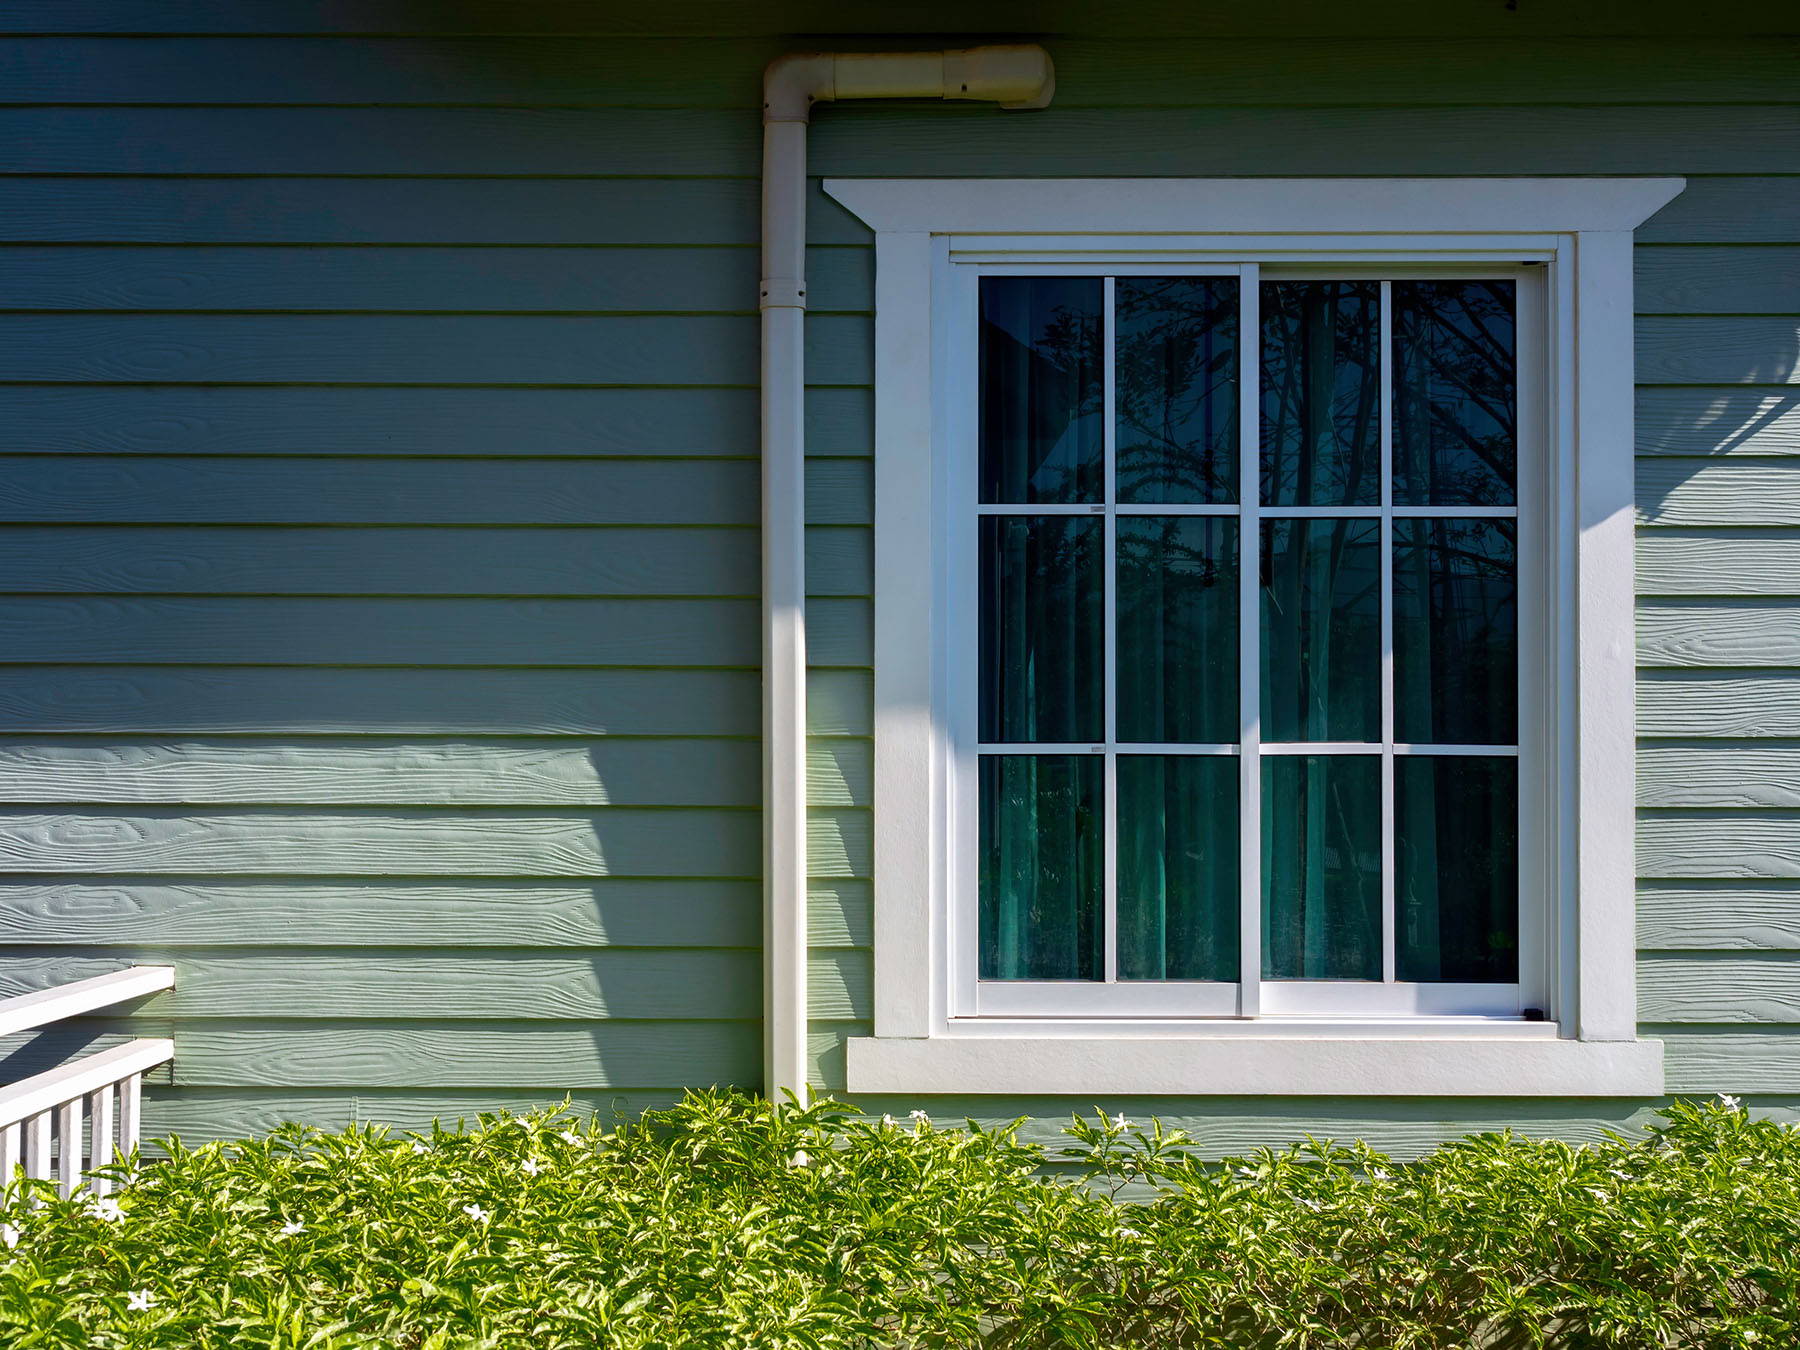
(846, 1033, 1664, 1097)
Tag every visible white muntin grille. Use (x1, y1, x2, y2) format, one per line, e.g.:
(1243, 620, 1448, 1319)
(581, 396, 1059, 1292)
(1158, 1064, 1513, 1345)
(959, 264, 1533, 1022)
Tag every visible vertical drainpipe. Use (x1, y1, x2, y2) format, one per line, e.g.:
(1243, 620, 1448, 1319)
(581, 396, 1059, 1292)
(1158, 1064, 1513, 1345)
(760, 47, 1055, 1101)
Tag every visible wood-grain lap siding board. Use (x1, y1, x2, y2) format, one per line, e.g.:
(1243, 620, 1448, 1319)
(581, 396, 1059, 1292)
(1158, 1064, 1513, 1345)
(0, 9, 1794, 1151)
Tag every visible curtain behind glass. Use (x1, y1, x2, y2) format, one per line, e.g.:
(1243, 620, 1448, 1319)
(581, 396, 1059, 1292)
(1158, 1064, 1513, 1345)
(1263, 755, 1381, 979)
(1397, 756, 1517, 981)
(980, 755, 1103, 980)
(1118, 755, 1238, 980)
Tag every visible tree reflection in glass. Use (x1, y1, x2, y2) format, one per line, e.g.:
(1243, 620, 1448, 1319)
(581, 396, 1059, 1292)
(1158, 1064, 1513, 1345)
(1394, 281, 1516, 506)
(1261, 281, 1380, 507)
(1393, 519, 1517, 745)
(980, 277, 1103, 504)
(1115, 277, 1238, 504)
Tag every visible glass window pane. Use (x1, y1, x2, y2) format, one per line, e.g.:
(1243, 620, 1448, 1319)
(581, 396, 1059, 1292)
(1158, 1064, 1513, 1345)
(1118, 755, 1239, 981)
(1117, 517, 1238, 744)
(980, 754, 1103, 980)
(1394, 281, 1516, 506)
(980, 276, 1103, 504)
(1393, 519, 1517, 745)
(980, 515, 1103, 743)
(1397, 756, 1518, 983)
(1262, 755, 1381, 980)
(1262, 518, 1380, 742)
(1261, 281, 1380, 507)
(1115, 277, 1238, 504)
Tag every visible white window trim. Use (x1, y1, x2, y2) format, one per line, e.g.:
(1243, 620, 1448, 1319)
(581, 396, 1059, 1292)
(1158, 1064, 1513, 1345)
(827, 177, 1682, 1097)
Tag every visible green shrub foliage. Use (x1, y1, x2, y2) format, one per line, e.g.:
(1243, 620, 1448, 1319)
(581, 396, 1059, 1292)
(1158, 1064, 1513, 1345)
(0, 1093, 1795, 1347)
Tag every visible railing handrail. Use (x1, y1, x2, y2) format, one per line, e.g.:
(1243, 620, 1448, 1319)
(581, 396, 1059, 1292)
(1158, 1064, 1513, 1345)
(0, 967, 174, 1040)
(0, 1039, 174, 1132)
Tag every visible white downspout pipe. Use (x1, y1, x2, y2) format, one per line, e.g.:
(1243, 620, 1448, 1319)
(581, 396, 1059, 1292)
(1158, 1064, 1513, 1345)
(761, 46, 1055, 1101)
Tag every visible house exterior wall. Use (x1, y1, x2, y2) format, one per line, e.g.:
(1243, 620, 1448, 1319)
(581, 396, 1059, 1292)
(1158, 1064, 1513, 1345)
(0, 2, 1794, 1152)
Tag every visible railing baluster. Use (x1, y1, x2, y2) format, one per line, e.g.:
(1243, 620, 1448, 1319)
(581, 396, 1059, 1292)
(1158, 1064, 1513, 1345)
(0, 1121, 14, 1248)
(118, 1075, 141, 1172)
(24, 1111, 51, 1185)
(0, 1121, 17, 1197)
(56, 1098, 82, 1199)
(87, 1085, 115, 1197)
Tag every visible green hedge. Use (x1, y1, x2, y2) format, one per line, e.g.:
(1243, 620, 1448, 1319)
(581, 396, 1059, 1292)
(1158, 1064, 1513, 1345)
(1, 1093, 1795, 1347)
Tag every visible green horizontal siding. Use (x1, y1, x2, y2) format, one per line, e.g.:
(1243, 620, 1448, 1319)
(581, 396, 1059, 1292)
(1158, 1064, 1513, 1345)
(0, 179, 869, 246)
(0, 524, 867, 597)
(1640, 673, 1800, 738)
(0, 458, 870, 524)
(0, 314, 870, 385)
(0, 175, 1788, 247)
(0, 0, 1786, 38)
(0, 879, 868, 949)
(6, 37, 1796, 106)
(3, 106, 1796, 176)
(1638, 533, 1800, 594)
(0, 245, 873, 315)
(0, 9, 1793, 1152)
(0, 385, 873, 457)
(1640, 884, 1800, 950)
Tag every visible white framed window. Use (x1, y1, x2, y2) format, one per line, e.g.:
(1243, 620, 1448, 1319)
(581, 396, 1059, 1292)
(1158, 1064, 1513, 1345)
(827, 179, 1680, 1096)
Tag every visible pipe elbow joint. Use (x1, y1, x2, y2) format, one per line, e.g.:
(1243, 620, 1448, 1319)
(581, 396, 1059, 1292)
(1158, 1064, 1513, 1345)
(763, 52, 833, 123)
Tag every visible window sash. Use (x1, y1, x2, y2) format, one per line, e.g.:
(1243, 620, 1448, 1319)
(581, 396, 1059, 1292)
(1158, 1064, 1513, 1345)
(952, 262, 1544, 1020)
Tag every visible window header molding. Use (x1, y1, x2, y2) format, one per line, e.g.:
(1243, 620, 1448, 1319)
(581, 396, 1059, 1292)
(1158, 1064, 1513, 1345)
(824, 177, 1685, 236)
(826, 177, 1681, 1098)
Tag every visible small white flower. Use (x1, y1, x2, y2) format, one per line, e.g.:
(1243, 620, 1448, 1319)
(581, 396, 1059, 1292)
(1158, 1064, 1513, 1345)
(1111, 1113, 1130, 1131)
(1117, 1226, 1142, 1239)
(1718, 1093, 1743, 1111)
(558, 1129, 582, 1146)
(789, 1149, 811, 1167)
(410, 1140, 429, 1155)
(126, 1290, 155, 1311)
(1587, 1188, 1608, 1201)
(89, 1197, 124, 1222)
(462, 1203, 490, 1223)
(909, 1110, 930, 1123)
(880, 1114, 896, 1128)
(520, 1159, 542, 1177)
(1371, 1169, 1392, 1181)
(1235, 1166, 1258, 1179)
(278, 1220, 305, 1237)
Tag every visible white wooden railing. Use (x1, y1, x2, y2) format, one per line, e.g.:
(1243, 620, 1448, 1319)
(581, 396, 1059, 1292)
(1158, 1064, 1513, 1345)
(0, 967, 174, 1200)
